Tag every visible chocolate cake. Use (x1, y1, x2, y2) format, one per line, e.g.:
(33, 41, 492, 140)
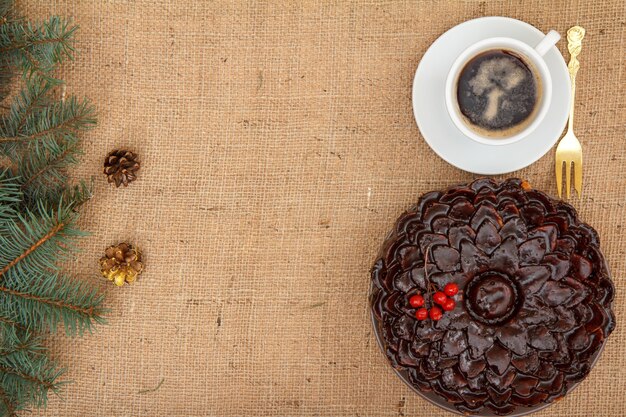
(370, 178, 615, 416)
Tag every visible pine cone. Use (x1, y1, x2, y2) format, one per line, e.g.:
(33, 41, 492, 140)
(104, 150, 140, 187)
(99, 242, 144, 286)
(370, 178, 615, 416)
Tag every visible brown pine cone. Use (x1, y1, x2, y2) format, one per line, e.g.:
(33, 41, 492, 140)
(99, 242, 144, 286)
(370, 178, 615, 416)
(104, 150, 140, 187)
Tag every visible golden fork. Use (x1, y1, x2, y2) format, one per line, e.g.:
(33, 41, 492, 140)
(555, 26, 585, 198)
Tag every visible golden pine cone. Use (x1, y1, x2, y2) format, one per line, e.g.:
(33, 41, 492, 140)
(104, 150, 140, 187)
(99, 242, 144, 286)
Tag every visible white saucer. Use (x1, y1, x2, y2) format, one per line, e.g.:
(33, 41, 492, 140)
(412, 17, 571, 175)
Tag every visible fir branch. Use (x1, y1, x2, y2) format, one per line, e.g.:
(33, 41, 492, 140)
(0, 334, 45, 378)
(0, 1, 13, 21)
(0, 33, 68, 53)
(0, 203, 105, 331)
(0, 364, 53, 390)
(2, 75, 54, 137)
(0, 2, 103, 414)
(0, 279, 104, 336)
(0, 222, 64, 278)
(0, 386, 17, 417)
(0, 352, 63, 409)
(0, 0, 14, 101)
(0, 203, 86, 294)
(18, 136, 81, 193)
(0, 314, 24, 332)
(0, 170, 21, 221)
(0, 283, 97, 316)
(0, 16, 76, 77)
(0, 96, 95, 146)
(24, 179, 92, 212)
(0, 318, 28, 355)
(0, 341, 35, 358)
(0, 285, 94, 316)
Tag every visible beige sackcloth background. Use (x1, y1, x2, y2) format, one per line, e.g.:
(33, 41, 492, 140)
(19, 1, 625, 416)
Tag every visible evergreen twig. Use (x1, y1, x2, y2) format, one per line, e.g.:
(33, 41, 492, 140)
(0, 16, 76, 78)
(0, 314, 24, 331)
(0, 1, 103, 415)
(0, 386, 17, 417)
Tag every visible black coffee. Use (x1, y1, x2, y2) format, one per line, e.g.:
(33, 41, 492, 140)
(456, 49, 540, 138)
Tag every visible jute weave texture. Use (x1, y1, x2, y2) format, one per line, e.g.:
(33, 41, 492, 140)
(19, 1, 626, 416)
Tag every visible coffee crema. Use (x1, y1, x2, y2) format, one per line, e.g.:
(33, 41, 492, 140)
(456, 49, 542, 138)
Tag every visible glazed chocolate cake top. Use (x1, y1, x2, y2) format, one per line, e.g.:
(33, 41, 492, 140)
(370, 178, 615, 416)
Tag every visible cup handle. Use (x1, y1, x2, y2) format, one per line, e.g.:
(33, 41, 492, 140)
(534, 30, 561, 56)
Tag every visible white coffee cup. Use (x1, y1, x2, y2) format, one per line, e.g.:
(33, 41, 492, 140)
(445, 30, 560, 146)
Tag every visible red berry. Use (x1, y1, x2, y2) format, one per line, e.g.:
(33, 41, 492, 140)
(415, 308, 428, 320)
(442, 298, 456, 311)
(444, 283, 459, 296)
(433, 291, 447, 305)
(409, 294, 425, 308)
(429, 306, 443, 320)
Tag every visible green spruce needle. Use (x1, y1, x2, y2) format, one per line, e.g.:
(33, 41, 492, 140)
(0, 2, 104, 415)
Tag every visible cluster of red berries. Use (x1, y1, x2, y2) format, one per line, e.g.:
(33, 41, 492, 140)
(408, 282, 459, 321)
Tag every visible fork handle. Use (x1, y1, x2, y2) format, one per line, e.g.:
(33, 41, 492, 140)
(566, 26, 585, 132)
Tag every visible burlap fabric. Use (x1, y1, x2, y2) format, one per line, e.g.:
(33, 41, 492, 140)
(19, 1, 625, 416)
